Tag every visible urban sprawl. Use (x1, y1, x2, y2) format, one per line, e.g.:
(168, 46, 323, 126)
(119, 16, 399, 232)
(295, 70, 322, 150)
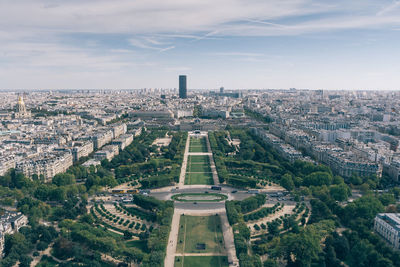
(1, 80, 400, 267)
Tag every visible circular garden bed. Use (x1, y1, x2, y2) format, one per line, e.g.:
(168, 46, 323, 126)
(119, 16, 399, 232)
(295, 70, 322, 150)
(171, 193, 228, 202)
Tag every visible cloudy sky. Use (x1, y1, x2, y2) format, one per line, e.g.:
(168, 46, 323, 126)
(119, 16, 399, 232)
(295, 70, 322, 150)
(0, 0, 400, 90)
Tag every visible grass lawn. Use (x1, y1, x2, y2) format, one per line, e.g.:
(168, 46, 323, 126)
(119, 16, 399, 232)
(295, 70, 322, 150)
(176, 215, 225, 254)
(185, 172, 213, 185)
(187, 163, 211, 172)
(126, 240, 149, 253)
(189, 146, 208, 153)
(174, 256, 229, 267)
(189, 137, 208, 153)
(188, 155, 209, 164)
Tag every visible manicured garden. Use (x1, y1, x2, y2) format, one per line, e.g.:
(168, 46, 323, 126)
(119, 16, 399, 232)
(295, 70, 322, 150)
(171, 193, 227, 202)
(188, 155, 209, 164)
(189, 136, 208, 153)
(176, 215, 225, 254)
(185, 172, 213, 185)
(174, 256, 229, 267)
(185, 155, 214, 185)
(187, 162, 211, 173)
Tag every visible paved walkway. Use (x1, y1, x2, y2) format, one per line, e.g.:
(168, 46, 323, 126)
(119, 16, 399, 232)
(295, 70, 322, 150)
(178, 134, 191, 187)
(220, 212, 239, 266)
(187, 152, 212, 156)
(165, 209, 182, 267)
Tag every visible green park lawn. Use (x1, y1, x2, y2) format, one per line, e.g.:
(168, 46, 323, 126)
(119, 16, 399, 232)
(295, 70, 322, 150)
(187, 163, 211, 173)
(185, 155, 213, 184)
(125, 240, 148, 252)
(185, 172, 213, 185)
(176, 215, 225, 254)
(188, 155, 209, 164)
(174, 256, 229, 267)
(189, 137, 208, 153)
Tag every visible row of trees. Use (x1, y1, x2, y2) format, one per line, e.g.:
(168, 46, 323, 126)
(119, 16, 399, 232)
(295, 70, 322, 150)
(105, 129, 167, 171)
(226, 194, 266, 225)
(111, 131, 187, 188)
(209, 129, 286, 187)
(219, 128, 400, 266)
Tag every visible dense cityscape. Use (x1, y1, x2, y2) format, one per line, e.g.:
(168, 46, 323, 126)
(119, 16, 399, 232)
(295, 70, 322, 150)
(2, 1, 400, 267)
(0, 78, 400, 266)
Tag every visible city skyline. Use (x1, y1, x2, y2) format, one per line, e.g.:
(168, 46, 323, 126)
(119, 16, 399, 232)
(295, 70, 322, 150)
(1, 0, 400, 90)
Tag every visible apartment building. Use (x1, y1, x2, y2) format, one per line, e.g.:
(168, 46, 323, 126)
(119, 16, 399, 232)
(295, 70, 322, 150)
(374, 213, 400, 249)
(15, 152, 73, 182)
(0, 211, 28, 256)
(92, 130, 113, 150)
(111, 134, 133, 150)
(71, 141, 94, 162)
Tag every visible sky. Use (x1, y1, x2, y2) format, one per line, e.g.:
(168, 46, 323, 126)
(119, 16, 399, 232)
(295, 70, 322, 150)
(0, 0, 400, 90)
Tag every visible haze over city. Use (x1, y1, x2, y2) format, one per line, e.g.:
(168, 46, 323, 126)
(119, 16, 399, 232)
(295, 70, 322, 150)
(1, 0, 400, 90)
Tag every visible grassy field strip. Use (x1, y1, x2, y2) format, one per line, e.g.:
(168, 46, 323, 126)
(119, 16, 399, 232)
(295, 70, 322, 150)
(189, 136, 208, 153)
(176, 215, 225, 253)
(185, 154, 213, 185)
(175, 215, 228, 267)
(182, 216, 187, 267)
(174, 256, 229, 267)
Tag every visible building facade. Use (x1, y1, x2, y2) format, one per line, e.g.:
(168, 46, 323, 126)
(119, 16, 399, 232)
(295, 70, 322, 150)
(0, 211, 28, 256)
(71, 141, 94, 162)
(15, 152, 73, 182)
(374, 213, 400, 249)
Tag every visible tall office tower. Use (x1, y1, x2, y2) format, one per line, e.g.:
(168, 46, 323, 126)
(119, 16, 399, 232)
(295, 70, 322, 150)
(179, 75, 187, 99)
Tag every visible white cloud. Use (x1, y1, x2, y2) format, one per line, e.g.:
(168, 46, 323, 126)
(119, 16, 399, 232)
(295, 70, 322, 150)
(377, 1, 400, 16)
(129, 37, 175, 52)
(0, 0, 388, 37)
(1, 0, 400, 89)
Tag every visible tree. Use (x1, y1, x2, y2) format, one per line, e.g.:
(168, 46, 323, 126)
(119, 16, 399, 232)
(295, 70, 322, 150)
(268, 221, 280, 236)
(18, 255, 32, 267)
(281, 173, 295, 191)
(52, 173, 75, 186)
(331, 232, 349, 261)
(309, 199, 335, 223)
(342, 195, 384, 227)
(379, 193, 396, 206)
(53, 237, 74, 260)
(350, 174, 362, 185)
(329, 183, 350, 202)
(4, 232, 32, 257)
(275, 220, 334, 266)
(303, 172, 333, 186)
(124, 230, 133, 240)
(264, 259, 279, 267)
(348, 239, 374, 266)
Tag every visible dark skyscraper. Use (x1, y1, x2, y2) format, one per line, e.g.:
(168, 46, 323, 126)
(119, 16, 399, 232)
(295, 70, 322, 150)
(179, 75, 187, 99)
